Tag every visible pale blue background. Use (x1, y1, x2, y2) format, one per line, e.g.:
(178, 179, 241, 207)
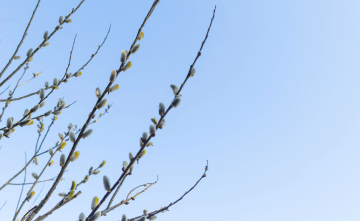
(0, 0, 360, 220)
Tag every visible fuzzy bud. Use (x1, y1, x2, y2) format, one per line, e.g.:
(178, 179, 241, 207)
(43, 31, 49, 40)
(49, 148, 54, 156)
(60, 154, 66, 167)
(89, 212, 101, 221)
(69, 131, 76, 142)
(99, 160, 106, 168)
(70, 180, 76, 190)
(39, 88, 45, 99)
(59, 16, 63, 23)
(149, 125, 156, 137)
(123, 161, 129, 171)
(171, 95, 181, 108)
(130, 44, 140, 54)
(26, 191, 35, 201)
(109, 84, 119, 92)
(129, 152, 134, 161)
(121, 214, 127, 221)
(40, 101, 45, 108)
(159, 118, 165, 129)
(170, 84, 179, 95)
(53, 78, 58, 87)
(6, 118, 12, 128)
(32, 172, 39, 179)
(121, 50, 127, 63)
(190, 67, 196, 77)
(110, 70, 117, 82)
(96, 99, 107, 109)
(103, 175, 111, 192)
(27, 48, 33, 57)
(122, 61, 132, 71)
(159, 103, 165, 115)
(82, 129, 93, 138)
(44, 110, 52, 116)
(13, 56, 21, 60)
(58, 102, 66, 111)
(142, 132, 148, 142)
(89, 167, 94, 175)
(70, 151, 80, 162)
(95, 87, 101, 98)
(19, 119, 31, 127)
(45, 81, 49, 88)
(91, 196, 99, 210)
(79, 213, 85, 221)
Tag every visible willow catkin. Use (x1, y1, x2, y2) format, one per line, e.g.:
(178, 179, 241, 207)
(60, 154, 66, 167)
(170, 84, 179, 95)
(103, 175, 111, 192)
(91, 196, 99, 210)
(159, 103, 165, 115)
(82, 129, 93, 138)
(89, 212, 101, 221)
(171, 95, 181, 108)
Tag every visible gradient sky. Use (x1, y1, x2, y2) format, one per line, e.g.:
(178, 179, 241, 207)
(1, 0, 360, 220)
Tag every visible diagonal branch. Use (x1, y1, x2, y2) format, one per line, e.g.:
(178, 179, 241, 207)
(33, 191, 82, 221)
(129, 161, 208, 221)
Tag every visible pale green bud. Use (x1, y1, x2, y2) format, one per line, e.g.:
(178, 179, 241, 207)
(60, 154, 66, 167)
(171, 95, 181, 108)
(170, 84, 179, 95)
(82, 129, 93, 138)
(69, 131, 76, 142)
(103, 175, 111, 192)
(43, 31, 49, 40)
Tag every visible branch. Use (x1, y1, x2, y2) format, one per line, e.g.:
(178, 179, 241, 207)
(0, 0, 41, 79)
(129, 161, 208, 221)
(33, 191, 82, 221)
(101, 181, 156, 216)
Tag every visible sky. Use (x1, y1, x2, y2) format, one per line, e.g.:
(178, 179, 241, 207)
(1, 0, 360, 220)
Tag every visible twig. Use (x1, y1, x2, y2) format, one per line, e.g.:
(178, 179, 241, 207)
(129, 161, 208, 221)
(101, 181, 156, 216)
(0, 0, 41, 79)
(33, 191, 81, 221)
(15, 153, 28, 216)
(0, 201, 7, 212)
(106, 175, 127, 209)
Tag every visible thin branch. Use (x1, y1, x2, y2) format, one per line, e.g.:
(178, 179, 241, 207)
(0, 201, 7, 212)
(101, 181, 156, 216)
(0, 0, 41, 79)
(106, 175, 127, 209)
(129, 161, 208, 221)
(15, 153, 28, 215)
(33, 191, 81, 221)
(87, 4, 215, 220)
(0, 0, 87, 88)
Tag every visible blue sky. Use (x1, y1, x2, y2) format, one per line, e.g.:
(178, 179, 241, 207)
(1, 0, 360, 220)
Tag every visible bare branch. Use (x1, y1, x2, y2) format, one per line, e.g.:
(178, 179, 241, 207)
(129, 161, 209, 221)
